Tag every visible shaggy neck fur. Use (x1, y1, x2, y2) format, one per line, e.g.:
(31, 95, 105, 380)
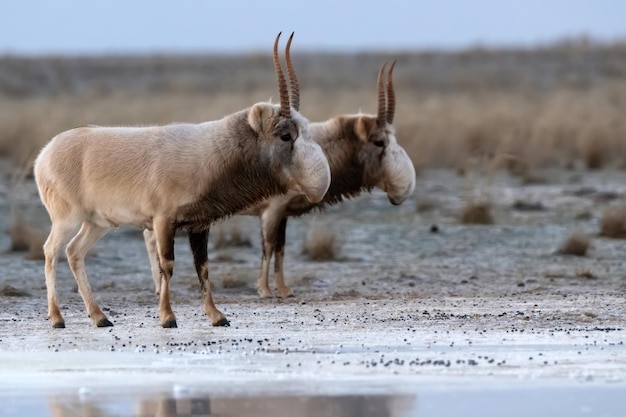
(314, 117, 376, 205)
(278, 116, 376, 217)
(176, 110, 287, 231)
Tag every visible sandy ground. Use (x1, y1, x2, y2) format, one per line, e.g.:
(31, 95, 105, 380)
(1, 164, 625, 416)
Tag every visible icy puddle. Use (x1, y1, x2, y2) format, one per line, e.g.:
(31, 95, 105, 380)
(0, 312, 625, 417)
(2, 386, 624, 417)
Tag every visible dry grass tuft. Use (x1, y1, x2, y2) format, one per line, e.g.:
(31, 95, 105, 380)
(458, 152, 502, 225)
(416, 198, 437, 213)
(504, 158, 529, 178)
(331, 289, 362, 300)
(97, 281, 116, 290)
(558, 233, 590, 256)
(460, 202, 494, 225)
(213, 252, 234, 263)
(599, 206, 626, 238)
(8, 219, 47, 260)
(6, 156, 48, 260)
(575, 210, 593, 220)
(8, 220, 33, 252)
(581, 124, 610, 170)
(302, 225, 342, 261)
(520, 172, 549, 185)
(221, 273, 247, 289)
(212, 223, 252, 249)
(575, 267, 597, 279)
(0, 284, 31, 297)
(584, 142, 605, 170)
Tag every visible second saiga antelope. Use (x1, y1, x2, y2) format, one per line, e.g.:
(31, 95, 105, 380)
(33, 33, 330, 328)
(145, 61, 416, 299)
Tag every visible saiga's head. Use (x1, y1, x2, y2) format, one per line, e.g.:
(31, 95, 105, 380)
(247, 32, 330, 203)
(349, 62, 416, 205)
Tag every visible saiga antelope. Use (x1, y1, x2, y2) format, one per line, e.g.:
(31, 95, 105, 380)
(144, 61, 416, 299)
(34, 33, 331, 328)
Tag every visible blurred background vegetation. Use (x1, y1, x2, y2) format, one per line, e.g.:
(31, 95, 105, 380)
(2, 38, 626, 260)
(1, 38, 626, 176)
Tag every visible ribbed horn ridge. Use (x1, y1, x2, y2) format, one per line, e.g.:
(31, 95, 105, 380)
(273, 32, 291, 117)
(376, 62, 387, 127)
(386, 60, 396, 125)
(285, 32, 300, 111)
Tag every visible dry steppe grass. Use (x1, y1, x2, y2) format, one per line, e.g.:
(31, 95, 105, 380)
(558, 233, 591, 256)
(0, 284, 31, 297)
(460, 202, 494, 225)
(212, 222, 252, 249)
(1, 40, 626, 174)
(302, 224, 342, 261)
(221, 273, 248, 289)
(7, 218, 46, 260)
(599, 205, 626, 238)
(3, 40, 626, 249)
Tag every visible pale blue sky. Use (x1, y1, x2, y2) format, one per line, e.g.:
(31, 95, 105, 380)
(1, 0, 624, 54)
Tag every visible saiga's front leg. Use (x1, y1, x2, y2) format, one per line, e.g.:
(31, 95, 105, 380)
(188, 229, 229, 326)
(153, 218, 178, 328)
(66, 221, 112, 327)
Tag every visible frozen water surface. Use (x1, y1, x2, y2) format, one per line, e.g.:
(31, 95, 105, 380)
(3, 388, 625, 417)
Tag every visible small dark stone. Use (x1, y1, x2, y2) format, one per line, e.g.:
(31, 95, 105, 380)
(594, 191, 620, 202)
(512, 200, 545, 211)
(430, 224, 439, 233)
(517, 282, 525, 287)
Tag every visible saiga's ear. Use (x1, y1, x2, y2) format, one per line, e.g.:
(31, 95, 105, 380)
(248, 103, 277, 135)
(354, 116, 376, 143)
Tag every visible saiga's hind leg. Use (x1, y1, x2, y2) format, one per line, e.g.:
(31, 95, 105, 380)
(153, 218, 177, 328)
(143, 229, 161, 294)
(273, 217, 293, 298)
(257, 212, 281, 298)
(188, 229, 229, 326)
(43, 219, 82, 328)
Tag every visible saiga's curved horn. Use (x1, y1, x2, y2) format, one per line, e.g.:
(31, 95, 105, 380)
(273, 32, 291, 117)
(386, 60, 396, 125)
(285, 32, 300, 111)
(376, 62, 387, 127)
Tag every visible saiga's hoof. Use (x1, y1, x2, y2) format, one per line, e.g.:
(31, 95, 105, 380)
(96, 318, 114, 327)
(213, 317, 230, 327)
(162, 320, 178, 328)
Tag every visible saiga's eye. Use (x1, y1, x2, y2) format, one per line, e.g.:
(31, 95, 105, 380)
(280, 133, 292, 142)
(373, 140, 384, 147)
